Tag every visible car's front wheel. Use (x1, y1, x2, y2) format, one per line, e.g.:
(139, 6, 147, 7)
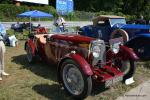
(60, 59, 92, 99)
(115, 59, 136, 81)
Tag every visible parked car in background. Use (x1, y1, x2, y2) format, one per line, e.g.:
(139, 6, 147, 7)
(79, 15, 150, 60)
(24, 29, 138, 99)
(11, 22, 37, 33)
(11, 22, 24, 33)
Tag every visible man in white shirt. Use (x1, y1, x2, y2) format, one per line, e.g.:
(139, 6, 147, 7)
(53, 16, 66, 32)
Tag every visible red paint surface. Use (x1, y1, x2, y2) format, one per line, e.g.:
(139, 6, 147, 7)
(120, 45, 139, 60)
(106, 45, 139, 61)
(27, 39, 36, 56)
(66, 53, 93, 76)
(93, 65, 123, 83)
(26, 36, 135, 85)
(51, 34, 95, 43)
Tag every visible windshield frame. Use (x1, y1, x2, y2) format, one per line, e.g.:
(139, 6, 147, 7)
(49, 26, 77, 34)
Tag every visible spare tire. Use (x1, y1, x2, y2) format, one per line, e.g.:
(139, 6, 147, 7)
(111, 29, 129, 42)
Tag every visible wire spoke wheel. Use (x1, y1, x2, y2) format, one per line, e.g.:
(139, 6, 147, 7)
(60, 59, 92, 99)
(114, 59, 136, 80)
(63, 64, 84, 95)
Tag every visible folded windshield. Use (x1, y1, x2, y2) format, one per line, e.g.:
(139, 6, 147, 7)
(49, 26, 76, 34)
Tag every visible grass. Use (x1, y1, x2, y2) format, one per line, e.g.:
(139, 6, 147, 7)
(0, 40, 150, 100)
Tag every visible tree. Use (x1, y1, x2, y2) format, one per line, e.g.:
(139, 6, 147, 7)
(0, 0, 13, 4)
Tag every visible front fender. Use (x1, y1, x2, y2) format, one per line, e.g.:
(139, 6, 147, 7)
(57, 53, 93, 83)
(58, 53, 93, 76)
(25, 39, 36, 56)
(119, 45, 139, 60)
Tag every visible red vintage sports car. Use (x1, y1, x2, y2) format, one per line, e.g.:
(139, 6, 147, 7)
(25, 31, 138, 99)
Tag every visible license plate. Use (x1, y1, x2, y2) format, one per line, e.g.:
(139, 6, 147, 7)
(105, 76, 123, 87)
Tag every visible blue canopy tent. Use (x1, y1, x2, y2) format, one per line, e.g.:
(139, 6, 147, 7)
(17, 10, 53, 33)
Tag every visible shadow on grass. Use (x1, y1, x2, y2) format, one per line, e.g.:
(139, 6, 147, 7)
(32, 84, 73, 100)
(11, 54, 111, 98)
(11, 54, 57, 82)
(91, 83, 109, 96)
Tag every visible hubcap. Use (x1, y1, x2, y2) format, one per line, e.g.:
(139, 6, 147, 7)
(63, 64, 84, 95)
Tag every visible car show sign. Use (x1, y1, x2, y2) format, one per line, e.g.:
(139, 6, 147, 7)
(56, 0, 74, 15)
(15, 0, 49, 5)
(67, 0, 74, 13)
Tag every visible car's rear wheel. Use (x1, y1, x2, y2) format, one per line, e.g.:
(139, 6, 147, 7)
(26, 44, 35, 63)
(114, 59, 136, 81)
(60, 59, 92, 99)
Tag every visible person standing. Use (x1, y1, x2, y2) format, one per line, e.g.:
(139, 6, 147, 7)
(0, 22, 10, 45)
(0, 36, 9, 81)
(59, 16, 66, 32)
(53, 15, 66, 32)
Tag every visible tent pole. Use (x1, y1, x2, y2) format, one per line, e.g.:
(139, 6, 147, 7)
(39, 18, 40, 22)
(39, 18, 40, 25)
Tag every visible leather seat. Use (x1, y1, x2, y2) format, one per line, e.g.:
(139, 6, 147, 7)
(35, 34, 47, 44)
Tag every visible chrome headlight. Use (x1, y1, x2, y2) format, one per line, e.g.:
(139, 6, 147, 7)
(111, 42, 121, 54)
(90, 39, 105, 58)
(90, 39, 106, 67)
(92, 45, 101, 58)
(109, 37, 123, 54)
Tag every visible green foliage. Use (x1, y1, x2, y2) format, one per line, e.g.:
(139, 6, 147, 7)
(1, 0, 150, 21)
(0, 4, 56, 21)
(74, 0, 150, 19)
(0, 4, 28, 21)
(1, 0, 150, 19)
(69, 11, 136, 21)
(0, 3, 138, 21)
(72, 11, 95, 21)
(0, 0, 13, 4)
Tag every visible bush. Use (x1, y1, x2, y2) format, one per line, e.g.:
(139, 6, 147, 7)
(71, 11, 95, 21)
(125, 15, 137, 20)
(0, 4, 57, 21)
(0, 4, 140, 21)
(0, 4, 29, 21)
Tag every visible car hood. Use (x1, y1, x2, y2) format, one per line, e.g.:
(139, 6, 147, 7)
(112, 23, 150, 29)
(50, 34, 95, 43)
